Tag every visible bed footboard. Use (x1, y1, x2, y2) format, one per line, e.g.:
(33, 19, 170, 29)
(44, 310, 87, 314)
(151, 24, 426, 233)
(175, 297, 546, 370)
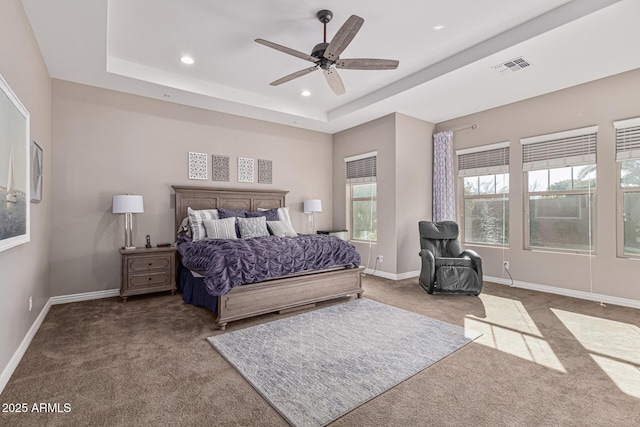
(215, 267, 363, 330)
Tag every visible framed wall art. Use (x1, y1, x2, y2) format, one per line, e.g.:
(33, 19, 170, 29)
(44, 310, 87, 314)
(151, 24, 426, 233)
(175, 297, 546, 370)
(258, 159, 272, 184)
(31, 140, 43, 203)
(188, 152, 207, 180)
(212, 154, 230, 182)
(0, 73, 31, 252)
(238, 157, 254, 183)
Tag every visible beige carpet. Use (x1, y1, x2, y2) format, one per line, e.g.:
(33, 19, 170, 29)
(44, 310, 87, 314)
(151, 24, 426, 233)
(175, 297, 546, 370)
(1, 277, 639, 426)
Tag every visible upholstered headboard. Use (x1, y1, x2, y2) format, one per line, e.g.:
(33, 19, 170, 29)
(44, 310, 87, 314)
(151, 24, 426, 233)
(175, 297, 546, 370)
(172, 186, 288, 230)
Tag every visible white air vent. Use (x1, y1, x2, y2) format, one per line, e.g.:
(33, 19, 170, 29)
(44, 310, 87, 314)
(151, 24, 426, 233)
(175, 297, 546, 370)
(492, 56, 531, 73)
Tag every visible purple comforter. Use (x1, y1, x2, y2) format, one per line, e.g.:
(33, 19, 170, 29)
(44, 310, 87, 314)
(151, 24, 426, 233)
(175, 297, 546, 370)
(177, 234, 361, 296)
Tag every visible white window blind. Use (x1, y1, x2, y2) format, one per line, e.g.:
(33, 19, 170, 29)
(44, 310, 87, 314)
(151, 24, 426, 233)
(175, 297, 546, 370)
(456, 142, 509, 177)
(521, 126, 598, 171)
(614, 117, 640, 161)
(345, 151, 377, 183)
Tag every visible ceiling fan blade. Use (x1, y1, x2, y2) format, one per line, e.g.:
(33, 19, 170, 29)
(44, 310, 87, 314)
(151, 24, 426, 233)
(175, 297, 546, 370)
(323, 68, 345, 95)
(270, 66, 319, 86)
(323, 15, 364, 61)
(255, 38, 318, 63)
(336, 58, 399, 70)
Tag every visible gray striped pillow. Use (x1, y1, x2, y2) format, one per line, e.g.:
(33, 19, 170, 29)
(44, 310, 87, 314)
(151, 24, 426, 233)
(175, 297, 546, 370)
(267, 220, 297, 237)
(203, 217, 238, 240)
(187, 207, 219, 241)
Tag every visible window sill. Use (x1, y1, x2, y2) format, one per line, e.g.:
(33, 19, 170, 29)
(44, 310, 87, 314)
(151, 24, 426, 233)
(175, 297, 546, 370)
(463, 242, 510, 249)
(525, 247, 596, 256)
(616, 254, 640, 260)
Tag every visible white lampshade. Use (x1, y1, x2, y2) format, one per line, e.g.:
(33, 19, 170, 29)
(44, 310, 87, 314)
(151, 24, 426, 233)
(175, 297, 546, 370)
(112, 195, 144, 214)
(303, 199, 322, 213)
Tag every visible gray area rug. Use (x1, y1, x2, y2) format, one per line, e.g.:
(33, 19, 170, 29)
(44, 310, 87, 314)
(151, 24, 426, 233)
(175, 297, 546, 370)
(208, 298, 481, 426)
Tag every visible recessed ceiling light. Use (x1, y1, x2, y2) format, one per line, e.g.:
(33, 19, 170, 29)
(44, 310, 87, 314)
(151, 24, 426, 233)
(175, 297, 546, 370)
(433, 25, 445, 31)
(300, 90, 311, 97)
(180, 56, 194, 65)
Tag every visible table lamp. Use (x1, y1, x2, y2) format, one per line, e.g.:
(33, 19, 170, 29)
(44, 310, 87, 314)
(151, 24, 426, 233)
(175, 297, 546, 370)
(112, 195, 144, 249)
(303, 199, 322, 234)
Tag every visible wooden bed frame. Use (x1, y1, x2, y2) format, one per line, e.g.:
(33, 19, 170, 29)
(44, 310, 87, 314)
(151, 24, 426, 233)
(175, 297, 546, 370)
(172, 185, 363, 330)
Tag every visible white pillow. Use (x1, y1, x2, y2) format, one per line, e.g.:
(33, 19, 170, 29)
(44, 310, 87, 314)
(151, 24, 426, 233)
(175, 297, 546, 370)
(187, 207, 219, 241)
(237, 216, 270, 239)
(267, 220, 297, 237)
(203, 217, 237, 240)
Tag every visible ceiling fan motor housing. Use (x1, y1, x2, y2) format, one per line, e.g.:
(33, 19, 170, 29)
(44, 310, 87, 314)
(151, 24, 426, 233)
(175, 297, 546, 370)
(311, 42, 335, 69)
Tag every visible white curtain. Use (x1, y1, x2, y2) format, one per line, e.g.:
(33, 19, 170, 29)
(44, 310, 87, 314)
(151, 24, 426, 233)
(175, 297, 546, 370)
(433, 131, 455, 222)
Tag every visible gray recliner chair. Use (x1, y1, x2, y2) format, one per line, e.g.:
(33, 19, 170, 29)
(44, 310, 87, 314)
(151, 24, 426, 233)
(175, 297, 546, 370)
(418, 221, 483, 295)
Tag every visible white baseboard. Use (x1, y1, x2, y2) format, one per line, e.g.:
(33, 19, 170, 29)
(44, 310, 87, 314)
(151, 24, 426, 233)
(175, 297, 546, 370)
(50, 288, 120, 305)
(0, 298, 52, 394)
(396, 270, 420, 280)
(1, 288, 120, 395)
(485, 275, 640, 310)
(362, 268, 420, 281)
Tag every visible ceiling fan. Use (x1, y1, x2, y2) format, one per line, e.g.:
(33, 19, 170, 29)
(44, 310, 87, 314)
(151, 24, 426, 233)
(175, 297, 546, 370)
(255, 10, 399, 95)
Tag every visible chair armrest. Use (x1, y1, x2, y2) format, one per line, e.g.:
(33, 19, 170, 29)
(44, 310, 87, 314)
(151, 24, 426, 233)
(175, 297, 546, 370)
(461, 249, 483, 283)
(419, 249, 434, 260)
(418, 249, 436, 293)
(461, 249, 481, 265)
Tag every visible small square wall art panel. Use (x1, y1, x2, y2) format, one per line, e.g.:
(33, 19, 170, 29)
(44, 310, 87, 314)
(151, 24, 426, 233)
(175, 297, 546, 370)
(238, 157, 254, 183)
(188, 152, 207, 180)
(212, 155, 230, 182)
(258, 159, 272, 184)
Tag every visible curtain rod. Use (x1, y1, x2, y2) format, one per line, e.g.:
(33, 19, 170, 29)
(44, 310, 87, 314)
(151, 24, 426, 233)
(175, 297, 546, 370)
(439, 124, 477, 132)
(452, 124, 477, 132)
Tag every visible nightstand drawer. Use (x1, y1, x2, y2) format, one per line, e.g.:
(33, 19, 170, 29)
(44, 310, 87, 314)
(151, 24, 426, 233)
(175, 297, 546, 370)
(120, 247, 177, 301)
(129, 271, 172, 288)
(128, 256, 171, 273)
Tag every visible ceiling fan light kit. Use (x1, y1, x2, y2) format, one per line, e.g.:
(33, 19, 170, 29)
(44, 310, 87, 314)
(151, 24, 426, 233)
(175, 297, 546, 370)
(255, 10, 399, 95)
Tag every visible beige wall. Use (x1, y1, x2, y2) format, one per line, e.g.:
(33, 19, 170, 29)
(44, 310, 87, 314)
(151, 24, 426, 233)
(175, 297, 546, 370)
(51, 80, 333, 296)
(0, 0, 52, 381)
(333, 114, 397, 272)
(333, 113, 433, 277)
(395, 113, 433, 274)
(436, 68, 640, 302)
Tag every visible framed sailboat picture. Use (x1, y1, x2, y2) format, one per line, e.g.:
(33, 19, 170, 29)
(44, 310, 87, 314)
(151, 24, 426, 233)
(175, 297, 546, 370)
(0, 74, 30, 252)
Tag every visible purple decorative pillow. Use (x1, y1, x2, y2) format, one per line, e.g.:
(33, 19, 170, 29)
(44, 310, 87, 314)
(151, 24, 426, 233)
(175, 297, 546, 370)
(217, 208, 247, 219)
(246, 208, 279, 221)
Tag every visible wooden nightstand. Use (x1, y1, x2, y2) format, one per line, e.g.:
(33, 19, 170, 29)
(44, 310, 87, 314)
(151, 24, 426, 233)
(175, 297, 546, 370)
(119, 247, 177, 302)
(317, 230, 348, 240)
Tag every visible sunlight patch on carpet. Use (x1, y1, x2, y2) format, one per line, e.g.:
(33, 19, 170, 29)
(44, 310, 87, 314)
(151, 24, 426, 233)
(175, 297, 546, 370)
(465, 294, 566, 373)
(553, 308, 640, 397)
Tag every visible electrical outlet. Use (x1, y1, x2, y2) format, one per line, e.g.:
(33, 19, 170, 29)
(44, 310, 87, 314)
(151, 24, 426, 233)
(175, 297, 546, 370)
(376, 255, 383, 263)
(503, 261, 510, 270)
(29, 296, 32, 312)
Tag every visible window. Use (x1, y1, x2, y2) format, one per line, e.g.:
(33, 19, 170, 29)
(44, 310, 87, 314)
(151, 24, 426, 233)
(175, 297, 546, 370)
(615, 117, 640, 257)
(526, 166, 595, 251)
(345, 152, 377, 241)
(522, 126, 597, 252)
(457, 142, 509, 246)
(350, 183, 377, 241)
